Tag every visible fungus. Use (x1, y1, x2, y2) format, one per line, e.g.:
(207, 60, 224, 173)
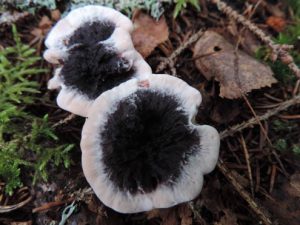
(44, 6, 151, 117)
(81, 75, 220, 213)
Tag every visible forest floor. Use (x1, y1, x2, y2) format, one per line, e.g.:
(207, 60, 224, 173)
(0, 0, 300, 225)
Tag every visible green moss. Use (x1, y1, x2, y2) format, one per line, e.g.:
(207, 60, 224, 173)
(173, 0, 200, 18)
(0, 25, 74, 195)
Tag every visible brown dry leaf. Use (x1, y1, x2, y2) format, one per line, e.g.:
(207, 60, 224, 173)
(266, 16, 286, 32)
(178, 204, 193, 225)
(132, 10, 169, 58)
(193, 31, 276, 99)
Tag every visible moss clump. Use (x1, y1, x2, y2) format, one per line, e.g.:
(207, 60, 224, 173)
(0, 25, 74, 195)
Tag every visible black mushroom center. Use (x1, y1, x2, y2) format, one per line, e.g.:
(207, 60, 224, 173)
(101, 90, 200, 194)
(61, 21, 134, 99)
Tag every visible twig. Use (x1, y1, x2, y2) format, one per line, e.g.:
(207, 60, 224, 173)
(52, 114, 76, 128)
(242, 94, 288, 176)
(278, 114, 300, 119)
(220, 94, 300, 139)
(156, 30, 204, 72)
(240, 135, 254, 197)
(293, 79, 300, 96)
(210, 0, 300, 78)
(217, 160, 273, 225)
(269, 165, 277, 193)
(32, 198, 74, 213)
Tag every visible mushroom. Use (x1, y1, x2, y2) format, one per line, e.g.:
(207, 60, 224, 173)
(44, 5, 152, 117)
(81, 75, 220, 213)
(44, 5, 133, 63)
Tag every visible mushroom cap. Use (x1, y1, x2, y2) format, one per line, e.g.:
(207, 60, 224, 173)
(45, 5, 152, 117)
(45, 5, 133, 51)
(81, 75, 220, 213)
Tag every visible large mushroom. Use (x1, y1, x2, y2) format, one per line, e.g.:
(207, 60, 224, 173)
(44, 5, 151, 117)
(81, 75, 220, 213)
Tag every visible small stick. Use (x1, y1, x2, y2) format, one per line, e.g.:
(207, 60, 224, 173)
(242, 94, 287, 176)
(32, 198, 74, 213)
(217, 161, 273, 225)
(269, 165, 277, 193)
(220, 94, 300, 139)
(278, 114, 300, 119)
(240, 135, 254, 196)
(52, 114, 76, 128)
(156, 30, 204, 72)
(292, 80, 300, 96)
(255, 160, 261, 193)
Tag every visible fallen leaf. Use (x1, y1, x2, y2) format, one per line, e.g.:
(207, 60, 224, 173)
(132, 10, 169, 58)
(193, 31, 277, 99)
(240, 29, 261, 55)
(178, 204, 193, 225)
(266, 16, 286, 33)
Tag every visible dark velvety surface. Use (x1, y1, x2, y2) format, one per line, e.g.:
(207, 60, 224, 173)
(61, 21, 134, 99)
(101, 90, 200, 194)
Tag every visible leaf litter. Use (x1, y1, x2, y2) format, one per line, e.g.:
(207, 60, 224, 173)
(193, 30, 277, 99)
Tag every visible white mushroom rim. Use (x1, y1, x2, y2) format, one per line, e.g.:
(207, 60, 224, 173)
(81, 75, 220, 213)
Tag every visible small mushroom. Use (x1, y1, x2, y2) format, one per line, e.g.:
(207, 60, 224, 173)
(44, 6, 151, 117)
(81, 75, 220, 213)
